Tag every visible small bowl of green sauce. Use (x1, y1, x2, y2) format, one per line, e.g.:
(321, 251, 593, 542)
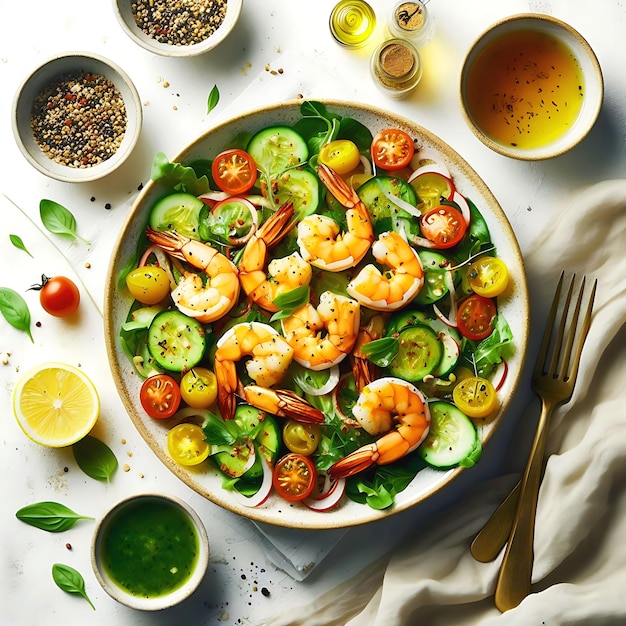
(91, 493, 209, 610)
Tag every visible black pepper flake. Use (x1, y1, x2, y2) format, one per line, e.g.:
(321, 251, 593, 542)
(261, 587, 270, 597)
(30, 71, 127, 169)
(131, 0, 227, 46)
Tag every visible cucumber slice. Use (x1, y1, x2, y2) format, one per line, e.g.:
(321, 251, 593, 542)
(388, 324, 442, 382)
(147, 309, 207, 372)
(247, 126, 308, 176)
(418, 401, 482, 469)
(149, 192, 205, 239)
(356, 175, 418, 234)
(269, 167, 320, 219)
(415, 251, 450, 305)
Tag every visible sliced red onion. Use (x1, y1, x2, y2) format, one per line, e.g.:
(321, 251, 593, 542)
(297, 366, 340, 396)
(410, 149, 452, 178)
(452, 191, 471, 226)
(230, 454, 274, 508)
(378, 182, 422, 218)
(304, 476, 346, 511)
(138, 244, 177, 289)
(360, 155, 372, 176)
(492, 359, 509, 392)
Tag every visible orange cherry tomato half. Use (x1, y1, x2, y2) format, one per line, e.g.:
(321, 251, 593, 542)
(272, 453, 317, 502)
(211, 148, 258, 195)
(140, 374, 181, 419)
(456, 294, 497, 341)
(371, 128, 415, 171)
(420, 205, 467, 249)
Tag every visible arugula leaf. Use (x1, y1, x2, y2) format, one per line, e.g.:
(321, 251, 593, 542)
(207, 84, 220, 114)
(150, 152, 211, 195)
(0, 287, 34, 342)
(39, 200, 90, 245)
(472, 314, 515, 377)
(16, 501, 93, 532)
(9, 234, 33, 257)
(52, 563, 95, 610)
(72, 436, 118, 482)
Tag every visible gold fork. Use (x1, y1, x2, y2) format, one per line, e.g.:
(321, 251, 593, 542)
(476, 272, 596, 611)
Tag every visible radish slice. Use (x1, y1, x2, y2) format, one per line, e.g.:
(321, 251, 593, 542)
(229, 454, 274, 508)
(452, 191, 471, 226)
(304, 476, 346, 511)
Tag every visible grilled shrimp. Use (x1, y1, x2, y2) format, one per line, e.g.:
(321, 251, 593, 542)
(146, 228, 240, 324)
(329, 377, 430, 479)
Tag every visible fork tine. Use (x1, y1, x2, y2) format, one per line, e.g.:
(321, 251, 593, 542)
(534, 271, 564, 379)
(565, 277, 597, 383)
(556, 274, 582, 379)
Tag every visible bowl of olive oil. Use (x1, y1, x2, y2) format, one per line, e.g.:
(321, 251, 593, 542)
(460, 14, 603, 160)
(91, 493, 209, 610)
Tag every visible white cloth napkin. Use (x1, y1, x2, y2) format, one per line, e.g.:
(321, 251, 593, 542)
(261, 179, 626, 624)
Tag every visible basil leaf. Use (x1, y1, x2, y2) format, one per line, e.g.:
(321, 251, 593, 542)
(52, 563, 95, 610)
(207, 84, 220, 114)
(16, 501, 94, 532)
(360, 337, 399, 367)
(39, 199, 90, 245)
(203, 412, 238, 447)
(72, 436, 118, 482)
(0, 287, 34, 342)
(269, 285, 310, 322)
(9, 234, 33, 257)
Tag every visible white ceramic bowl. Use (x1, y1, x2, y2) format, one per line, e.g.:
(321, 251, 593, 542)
(104, 99, 530, 530)
(91, 493, 209, 611)
(460, 14, 603, 160)
(112, 0, 242, 57)
(12, 52, 142, 183)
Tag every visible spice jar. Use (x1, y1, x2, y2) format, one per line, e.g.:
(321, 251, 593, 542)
(370, 38, 422, 98)
(387, 0, 433, 45)
(329, 0, 376, 48)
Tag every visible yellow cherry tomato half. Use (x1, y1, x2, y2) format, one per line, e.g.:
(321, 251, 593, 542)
(125, 266, 170, 304)
(180, 367, 218, 409)
(467, 256, 510, 298)
(318, 139, 361, 175)
(453, 376, 499, 418)
(282, 420, 321, 456)
(167, 423, 210, 466)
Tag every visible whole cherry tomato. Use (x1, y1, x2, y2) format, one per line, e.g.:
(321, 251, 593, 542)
(30, 274, 80, 318)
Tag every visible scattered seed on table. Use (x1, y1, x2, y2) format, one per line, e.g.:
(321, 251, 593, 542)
(30, 71, 127, 169)
(131, 0, 227, 46)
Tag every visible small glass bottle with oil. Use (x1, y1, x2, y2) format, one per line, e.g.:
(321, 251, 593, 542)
(387, 0, 433, 45)
(370, 38, 422, 98)
(329, 0, 377, 48)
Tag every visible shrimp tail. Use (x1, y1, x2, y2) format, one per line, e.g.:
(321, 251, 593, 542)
(145, 228, 187, 260)
(318, 163, 360, 209)
(258, 201, 296, 245)
(328, 443, 378, 479)
(242, 385, 325, 424)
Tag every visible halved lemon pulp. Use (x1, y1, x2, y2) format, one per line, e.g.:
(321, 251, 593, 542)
(13, 362, 100, 447)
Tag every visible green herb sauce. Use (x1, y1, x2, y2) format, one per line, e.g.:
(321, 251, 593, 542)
(102, 499, 199, 598)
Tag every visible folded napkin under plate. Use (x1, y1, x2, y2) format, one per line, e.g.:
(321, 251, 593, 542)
(262, 179, 626, 624)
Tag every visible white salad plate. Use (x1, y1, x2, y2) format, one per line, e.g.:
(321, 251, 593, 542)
(104, 100, 529, 530)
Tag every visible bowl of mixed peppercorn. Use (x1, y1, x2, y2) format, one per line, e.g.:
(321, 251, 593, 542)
(12, 52, 142, 183)
(113, 0, 242, 57)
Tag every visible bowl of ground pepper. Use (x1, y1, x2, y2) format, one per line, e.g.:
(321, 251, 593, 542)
(12, 52, 142, 182)
(113, 0, 242, 57)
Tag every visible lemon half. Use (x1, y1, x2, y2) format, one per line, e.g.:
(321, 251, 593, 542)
(13, 362, 100, 447)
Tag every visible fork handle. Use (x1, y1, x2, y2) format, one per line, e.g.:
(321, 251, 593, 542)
(494, 400, 554, 612)
(470, 480, 521, 562)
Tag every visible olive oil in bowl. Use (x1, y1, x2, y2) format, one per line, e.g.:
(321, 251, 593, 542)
(460, 14, 603, 160)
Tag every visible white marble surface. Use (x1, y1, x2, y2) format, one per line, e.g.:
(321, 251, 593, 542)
(1, 1, 625, 624)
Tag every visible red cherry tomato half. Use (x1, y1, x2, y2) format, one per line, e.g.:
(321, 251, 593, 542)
(140, 374, 182, 419)
(456, 294, 497, 341)
(420, 205, 467, 249)
(272, 453, 317, 502)
(211, 149, 258, 195)
(30, 275, 80, 318)
(371, 128, 415, 171)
